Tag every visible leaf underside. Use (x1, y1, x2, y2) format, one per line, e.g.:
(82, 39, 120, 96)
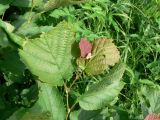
(19, 21, 75, 86)
(79, 63, 126, 110)
(85, 38, 120, 75)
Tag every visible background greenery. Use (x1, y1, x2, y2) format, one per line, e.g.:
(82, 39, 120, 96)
(0, 0, 160, 120)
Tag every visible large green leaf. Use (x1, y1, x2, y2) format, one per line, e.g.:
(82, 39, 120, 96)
(35, 82, 66, 120)
(79, 63, 125, 110)
(70, 108, 129, 120)
(85, 38, 120, 75)
(78, 109, 108, 120)
(8, 82, 66, 120)
(141, 85, 160, 114)
(18, 21, 75, 85)
(0, 20, 76, 85)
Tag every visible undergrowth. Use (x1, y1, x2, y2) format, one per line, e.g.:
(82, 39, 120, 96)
(0, 0, 160, 120)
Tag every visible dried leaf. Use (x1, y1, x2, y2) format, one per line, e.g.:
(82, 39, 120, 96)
(85, 38, 120, 75)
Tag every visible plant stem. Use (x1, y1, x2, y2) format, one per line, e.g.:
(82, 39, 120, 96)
(70, 101, 78, 112)
(64, 83, 70, 120)
(69, 74, 80, 90)
(64, 71, 82, 120)
(28, 0, 34, 23)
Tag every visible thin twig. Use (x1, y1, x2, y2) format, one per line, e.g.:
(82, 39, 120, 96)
(70, 101, 78, 112)
(1, 13, 4, 20)
(64, 71, 82, 120)
(65, 99, 78, 120)
(28, 0, 34, 23)
(64, 82, 70, 120)
(69, 74, 80, 90)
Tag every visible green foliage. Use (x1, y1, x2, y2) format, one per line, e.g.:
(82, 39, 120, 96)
(70, 109, 109, 120)
(0, 4, 9, 15)
(19, 21, 75, 85)
(0, 0, 159, 119)
(0, 48, 25, 82)
(146, 61, 160, 81)
(79, 63, 125, 110)
(11, 0, 43, 8)
(8, 82, 65, 120)
(34, 82, 66, 120)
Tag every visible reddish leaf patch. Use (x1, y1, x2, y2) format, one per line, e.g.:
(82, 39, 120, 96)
(145, 114, 160, 120)
(79, 38, 92, 58)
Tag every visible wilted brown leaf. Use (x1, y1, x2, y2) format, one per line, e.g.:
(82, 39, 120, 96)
(85, 38, 120, 75)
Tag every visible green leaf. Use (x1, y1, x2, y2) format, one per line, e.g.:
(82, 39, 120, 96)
(70, 109, 109, 120)
(8, 82, 66, 120)
(141, 85, 160, 114)
(111, 108, 130, 120)
(0, 48, 26, 83)
(139, 79, 155, 86)
(0, 20, 14, 32)
(7, 108, 50, 120)
(0, 4, 9, 15)
(11, 0, 43, 8)
(0, 19, 24, 47)
(16, 24, 53, 37)
(0, 0, 14, 15)
(70, 110, 79, 120)
(11, 11, 53, 37)
(0, 30, 10, 48)
(146, 61, 160, 80)
(49, 8, 70, 19)
(79, 63, 125, 110)
(78, 109, 108, 120)
(85, 38, 120, 75)
(35, 82, 66, 120)
(19, 21, 75, 85)
(0, 20, 14, 47)
(38, 0, 86, 12)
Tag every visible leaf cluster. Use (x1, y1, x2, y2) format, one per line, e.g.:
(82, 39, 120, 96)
(0, 0, 160, 120)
